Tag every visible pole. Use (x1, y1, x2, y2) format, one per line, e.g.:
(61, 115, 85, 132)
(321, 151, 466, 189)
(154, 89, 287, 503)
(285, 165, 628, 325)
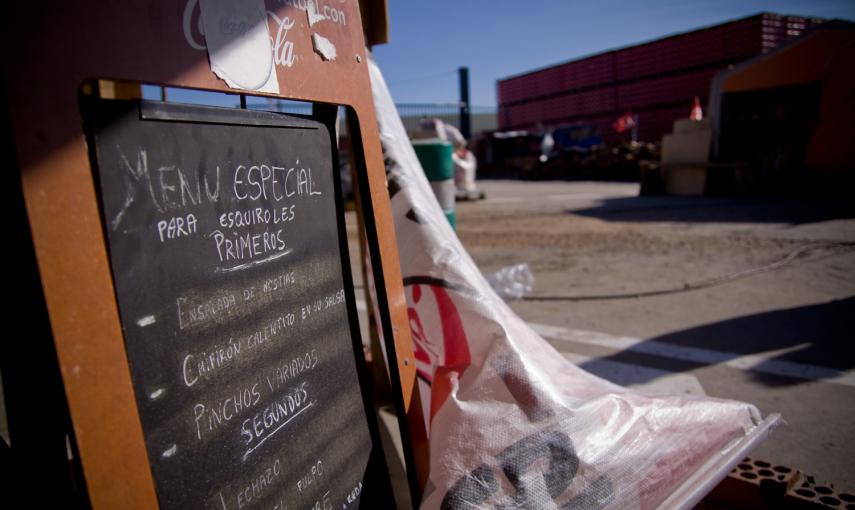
(458, 67, 471, 141)
(631, 114, 638, 143)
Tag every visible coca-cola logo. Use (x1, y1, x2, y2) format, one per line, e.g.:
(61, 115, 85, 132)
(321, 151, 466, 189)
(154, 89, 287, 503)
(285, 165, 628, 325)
(405, 278, 472, 387)
(183, 0, 297, 69)
(183, 0, 207, 50)
(268, 12, 296, 68)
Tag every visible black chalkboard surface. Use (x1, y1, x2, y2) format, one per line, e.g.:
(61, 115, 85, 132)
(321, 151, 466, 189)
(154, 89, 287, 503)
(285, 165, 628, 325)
(87, 98, 387, 509)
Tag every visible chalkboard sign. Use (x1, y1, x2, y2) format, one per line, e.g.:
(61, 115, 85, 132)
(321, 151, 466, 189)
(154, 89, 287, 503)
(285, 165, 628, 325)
(86, 98, 387, 509)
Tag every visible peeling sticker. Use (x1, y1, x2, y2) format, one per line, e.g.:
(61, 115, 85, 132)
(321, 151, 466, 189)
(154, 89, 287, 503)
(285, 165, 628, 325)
(306, 0, 326, 27)
(198, 0, 280, 93)
(311, 33, 337, 61)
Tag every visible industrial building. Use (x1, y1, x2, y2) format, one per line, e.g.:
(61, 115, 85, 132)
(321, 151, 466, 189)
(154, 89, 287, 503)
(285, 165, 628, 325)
(497, 13, 826, 143)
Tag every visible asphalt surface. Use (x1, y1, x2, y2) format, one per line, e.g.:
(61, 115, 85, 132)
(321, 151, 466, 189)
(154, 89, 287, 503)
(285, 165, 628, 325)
(452, 180, 855, 492)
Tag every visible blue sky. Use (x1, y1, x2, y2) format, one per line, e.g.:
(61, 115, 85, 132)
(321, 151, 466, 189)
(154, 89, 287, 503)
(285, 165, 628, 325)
(372, 0, 855, 108)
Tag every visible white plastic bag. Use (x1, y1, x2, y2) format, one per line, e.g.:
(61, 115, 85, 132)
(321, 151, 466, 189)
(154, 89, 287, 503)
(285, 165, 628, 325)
(485, 263, 534, 300)
(368, 53, 778, 510)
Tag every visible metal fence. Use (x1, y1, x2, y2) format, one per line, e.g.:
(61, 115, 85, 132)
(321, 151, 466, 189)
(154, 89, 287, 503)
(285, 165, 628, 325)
(396, 104, 497, 138)
(245, 100, 497, 138)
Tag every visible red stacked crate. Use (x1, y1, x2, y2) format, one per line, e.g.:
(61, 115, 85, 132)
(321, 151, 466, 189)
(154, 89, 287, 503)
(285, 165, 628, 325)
(497, 13, 824, 137)
(505, 104, 519, 128)
(499, 79, 515, 105)
(540, 97, 560, 124)
(526, 72, 545, 100)
(497, 81, 510, 106)
(574, 53, 615, 89)
(615, 45, 641, 81)
(515, 103, 529, 127)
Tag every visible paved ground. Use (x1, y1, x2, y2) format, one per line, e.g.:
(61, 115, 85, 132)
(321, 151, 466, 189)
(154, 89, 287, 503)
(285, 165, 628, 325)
(449, 180, 855, 491)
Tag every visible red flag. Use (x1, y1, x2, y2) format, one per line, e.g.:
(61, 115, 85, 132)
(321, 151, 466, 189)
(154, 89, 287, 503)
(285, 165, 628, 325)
(690, 96, 703, 120)
(612, 111, 635, 133)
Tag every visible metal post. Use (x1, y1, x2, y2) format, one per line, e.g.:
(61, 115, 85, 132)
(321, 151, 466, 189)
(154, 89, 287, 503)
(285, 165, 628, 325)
(458, 67, 471, 141)
(632, 114, 638, 143)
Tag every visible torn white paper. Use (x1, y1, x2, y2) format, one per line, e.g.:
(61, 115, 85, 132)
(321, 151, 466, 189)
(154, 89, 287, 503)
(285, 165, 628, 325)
(306, 0, 326, 27)
(311, 33, 337, 61)
(199, 0, 279, 93)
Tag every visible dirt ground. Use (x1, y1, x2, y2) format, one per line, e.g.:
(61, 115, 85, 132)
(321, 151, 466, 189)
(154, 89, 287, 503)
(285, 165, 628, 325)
(450, 180, 855, 491)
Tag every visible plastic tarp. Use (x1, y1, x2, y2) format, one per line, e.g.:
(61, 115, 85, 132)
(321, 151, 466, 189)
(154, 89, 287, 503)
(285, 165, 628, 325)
(367, 54, 779, 510)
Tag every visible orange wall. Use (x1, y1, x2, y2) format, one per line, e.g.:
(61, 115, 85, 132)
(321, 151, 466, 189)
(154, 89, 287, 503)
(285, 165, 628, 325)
(722, 29, 855, 172)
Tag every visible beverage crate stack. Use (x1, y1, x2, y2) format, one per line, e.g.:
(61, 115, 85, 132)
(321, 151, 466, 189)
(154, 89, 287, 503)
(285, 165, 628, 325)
(496, 12, 826, 143)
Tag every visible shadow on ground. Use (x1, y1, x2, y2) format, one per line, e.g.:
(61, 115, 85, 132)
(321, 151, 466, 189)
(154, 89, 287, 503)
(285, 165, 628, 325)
(579, 297, 855, 387)
(569, 196, 855, 225)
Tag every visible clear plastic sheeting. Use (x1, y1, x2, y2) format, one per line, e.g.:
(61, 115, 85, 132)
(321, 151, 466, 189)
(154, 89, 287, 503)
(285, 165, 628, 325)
(367, 52, 780, 510)
(485, 263, 535, 300)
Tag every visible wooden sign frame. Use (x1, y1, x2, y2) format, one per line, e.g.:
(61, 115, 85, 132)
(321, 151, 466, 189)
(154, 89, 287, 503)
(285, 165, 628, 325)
(1, 1, 426, 507)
